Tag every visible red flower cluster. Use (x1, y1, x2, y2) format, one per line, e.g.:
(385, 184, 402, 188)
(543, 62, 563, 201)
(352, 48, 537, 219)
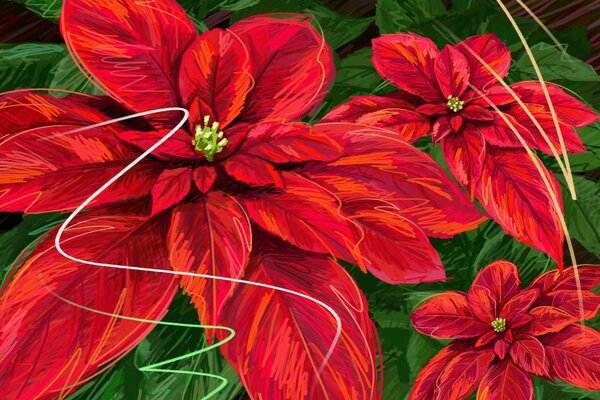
(410, 261, 600, 399)
(0, 0, 486, 398)
(325, 32, 599, 268)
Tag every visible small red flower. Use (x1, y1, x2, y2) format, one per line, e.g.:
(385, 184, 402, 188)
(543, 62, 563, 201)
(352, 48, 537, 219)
(0, 1, 486, 398)
(324, 32, 599, 268)
(410, 261, 600, 399)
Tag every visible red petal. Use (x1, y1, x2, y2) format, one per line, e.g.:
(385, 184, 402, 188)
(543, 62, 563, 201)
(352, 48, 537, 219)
(304, 123, 487, 238)
(353, 109, 431, 143)
(239, 172, 355, 259)
(510, 82, 599, 128)
(223, 154, 282, 187)
(527, 306, 578, 336)
(477, 360, 534, 400)
(230, 14, 334, 122)
(494, 339, 510, 359)
(504, 104, 586, 154)
(478, 113, 533, 149)
(542, 323, 600, 390)
(119, 129, 198, 161)
(417, 103, 448, 116)
(240, 122, 343, 163)
(537, 290, 600, 320)
(529, 265, 600, 292)
(322, 94, 419, 123)
(461, 105, 496, 121)
(61, 0, 196, 112)
(168, 192, 251, 336)
(372, 33, 441, 101)
(192, 166, 216, 193)
(467, 261, 521, 322)
(469, 85, 517, 108)
(0, 210, 177, 399)
(500, 289, 539, 320)
(178, 29, 252, 129)
(0, 93, 161, 213)
(409, 342, 469, 400)
(455, 33, 511, 91)
(343, 199, 445, 284)
(218, 239, 379, 399)
(476, 148, 564, 267)
(432, 116, 454, 142)
(411, 292, 490, 339)
(510, 335, 550, 376)
(434, 45, 470, 98)
(435, 349, 495, 400)
(441, 123, 486, 195)
(150, 167, 192, 215)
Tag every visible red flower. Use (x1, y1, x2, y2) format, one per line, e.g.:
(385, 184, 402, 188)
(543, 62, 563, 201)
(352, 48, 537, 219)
(324, 32, 599, 268)
(410, 261, 600, 399)
(0, 1, 486, 398)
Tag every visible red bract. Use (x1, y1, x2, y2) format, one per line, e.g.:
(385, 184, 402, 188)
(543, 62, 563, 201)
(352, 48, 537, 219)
(410, 261, 600, 399)
(324, 32, 599, 268)
(0, 0, 486, 398)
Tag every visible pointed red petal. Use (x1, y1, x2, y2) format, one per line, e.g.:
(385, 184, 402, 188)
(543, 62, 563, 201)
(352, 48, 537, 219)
(353, 109, 431, 143)
(230, 14, 334, 122)
(441, 123, 486, 194)
(509, 335, 550, 377)
(192, 166, 216, 193)
(478, 112, 533, 149)
(434, 45, 470, 98)
(529, 265, 600, 292)
(477, 360, 534, 400)
(461, 105, 496, 121)
(150, 167, 192, 215)
(435, 349, 495, 400)
(542, 323, 600, 390)
(432, 116, 454, 142)
(0, 210, 177, 399)
(167, 192, 251, 337)
(304, 123, 487, 238)
(527, 306, 578, 336)
(372, 33, 441, 101)
(343, 199, 445, 284)
(61, 0, 196, 112)
(494, 339, 510, 359)
(455, 33, 511, 91)
(218, 238, 379, 399)
(411, 292, 490, 339)
(537, 290, 600, 320)
(476, 148, 564, 267)
(322, 94, 420, 125)
(178, 28, 252, 129)
(468, 261, 521, 322)
(223, 154, 282, 187)
(119, 129, 198, 161)
(500, 289, 539, 320)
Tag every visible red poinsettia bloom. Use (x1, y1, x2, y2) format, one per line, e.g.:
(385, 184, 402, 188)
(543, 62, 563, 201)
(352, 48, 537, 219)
(0, 0, 486, 398)
(410, 261, 600, 399)
(324, 32, 599, 268)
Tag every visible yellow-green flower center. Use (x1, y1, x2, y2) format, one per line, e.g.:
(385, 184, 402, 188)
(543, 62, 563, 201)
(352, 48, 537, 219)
(447, 95, 464, 112)
(193, 115, 228, 162)
(491, 317, 507, 333)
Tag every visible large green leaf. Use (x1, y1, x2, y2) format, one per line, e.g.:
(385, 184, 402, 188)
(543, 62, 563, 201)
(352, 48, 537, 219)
(375, 0, 447, 34)
(14, 0, 62, 21)
(561, 175, 600, 259)
(0, 43, 66, 92)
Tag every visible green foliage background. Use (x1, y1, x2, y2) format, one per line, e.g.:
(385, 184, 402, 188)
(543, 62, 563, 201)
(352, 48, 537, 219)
(1, 0, 599, 398)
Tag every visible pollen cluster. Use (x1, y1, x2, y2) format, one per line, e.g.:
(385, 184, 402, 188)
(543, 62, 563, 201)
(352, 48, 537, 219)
(193, 115, 228, 162)
(447, 95, 464, 112)
(491, 317, 507, 333)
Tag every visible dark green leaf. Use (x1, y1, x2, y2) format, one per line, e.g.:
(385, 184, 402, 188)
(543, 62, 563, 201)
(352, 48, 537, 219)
(375, 0, 447, 34)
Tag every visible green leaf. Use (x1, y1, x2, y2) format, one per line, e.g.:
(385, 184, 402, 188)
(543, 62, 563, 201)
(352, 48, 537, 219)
(544, 125, 600, 173)
(375, 0, 447, 34)
(0, 43, 66, 92)
(49, 51, 103, 97)
(561, 175, 600, 259)
(514, 42, 600, 83)
(307, 4, 373, 50)
(15, 0, 62, 21)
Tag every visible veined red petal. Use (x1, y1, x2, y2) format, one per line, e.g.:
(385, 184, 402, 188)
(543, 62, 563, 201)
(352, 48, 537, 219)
(467, 261, 521, 322)
(0, 93, 161, 213)
(527, 306, 578, 336)
(528, 265, 600, 293)
(476, 148, 564, 267)
(441, 123, 486, 195)
(178, 29, 252, 130)
(167, 192, 251, 338)
(150, 167, 192, 215)
(352, 109, 431, 143)
(230, 14, 334, 122)
(478, 112, 533, 149)
(303, 123, 487, 238)
(417, 103, 448, 116)
(240, 122, 343, 163)
(409, 342, 470, 400)
(536, 290, 600, 320)
(469, 85, 517, 108)
(476, 360, 534, 400)
(461, 105, 496, 121)
(455, 33, 511, 91)
(192, 166, 216, 193)
(510, 82, 599, 128)
(509, 335, 550, 377)
(218, 238, 379, 399)
(500, 289, 539, 320)
(223, 154, 282, 187)
(435, 349, 495, 400)
(494, 339, 510, 359)
(61, 0, 197, 112)
(343, 199, 445, 284)
(322, 94, 420, 124)
(542, 323, 600, 390)
(372, 33, 441, 102)
(119, 129, 198, 161)
(0, 210, 177, 399)
(434, 45, 470, 98)
(411, 292, 490, 339)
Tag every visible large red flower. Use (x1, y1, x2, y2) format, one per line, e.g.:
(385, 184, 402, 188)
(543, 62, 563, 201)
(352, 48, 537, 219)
(410, 261, 600, 399)
(324, 32, 599, 268)
(0, 1, 486, 398)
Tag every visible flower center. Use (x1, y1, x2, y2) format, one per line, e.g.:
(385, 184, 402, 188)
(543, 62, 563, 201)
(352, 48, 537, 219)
(447, 95, 464, 112)
(193, 115, 228, 162)
(491, 317, 507, 333)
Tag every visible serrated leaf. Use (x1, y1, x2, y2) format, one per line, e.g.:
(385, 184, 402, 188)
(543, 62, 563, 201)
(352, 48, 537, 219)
(375, 0, 447, 34)
(0, 43, 66, 92)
